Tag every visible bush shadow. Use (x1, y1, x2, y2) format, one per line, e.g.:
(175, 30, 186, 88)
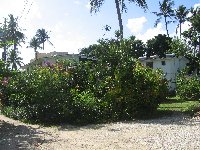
(0, 120, 53, 150)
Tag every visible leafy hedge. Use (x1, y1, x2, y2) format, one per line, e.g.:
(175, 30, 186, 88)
(176, 72, 200, 100)
(2, 60, 168, 124)
(104, 63, 168, 119)
(3, 66, 73, 123)
(1, 38, 168, 124)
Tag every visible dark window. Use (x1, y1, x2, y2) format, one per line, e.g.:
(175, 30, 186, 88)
(146, 62, 153, 68)
(161, 61, 166, 66)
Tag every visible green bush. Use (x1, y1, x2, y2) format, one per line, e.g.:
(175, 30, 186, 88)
(0, 60, 16, 107)
(3, 65, 74, 123)
(1, 37, 169, 124)
(70, 89, 107, 123)
(177, 73, 200, 100)
(104, 62, 168, 119)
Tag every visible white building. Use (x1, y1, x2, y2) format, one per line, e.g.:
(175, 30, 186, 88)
(21, 51, 79, 70)
(139, 54, 189, 91)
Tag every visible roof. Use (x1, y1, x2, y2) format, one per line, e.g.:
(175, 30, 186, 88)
(139, 54, 176, 61)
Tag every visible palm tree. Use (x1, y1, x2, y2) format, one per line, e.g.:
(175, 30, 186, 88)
(35, 28, 53, 50)
(7, 49, 23, 70)
(175, 5, 189, 38)
(89, 0, 147, 40)
(153, 0, 175, 37)
(28, 36, 42, 60)
(6, 14, 25, 52)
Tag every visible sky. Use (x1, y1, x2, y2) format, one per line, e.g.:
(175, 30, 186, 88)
(0, 0, 200, 64)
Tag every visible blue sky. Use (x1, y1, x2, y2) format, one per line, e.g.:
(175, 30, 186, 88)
(0, 0, 200, 64)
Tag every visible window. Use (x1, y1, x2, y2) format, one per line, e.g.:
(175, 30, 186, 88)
(146, 62, 153, 68)
(161, 61, 166, 66)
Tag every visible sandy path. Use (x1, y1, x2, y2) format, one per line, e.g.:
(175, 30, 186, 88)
(0, 114, 200, 150)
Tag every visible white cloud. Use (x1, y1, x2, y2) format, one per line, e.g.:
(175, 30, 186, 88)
(136, 23, 166, 43)
(0, 0, 24, 18)
(194, 3, 200, 9)
(126, 17, 147, 33)
(86, 2, 91, 9)
(31, 21, 90, 57)
(64, 12, 69, 17)
(173, 21, 191, 37)
(74, 0, 81, 5)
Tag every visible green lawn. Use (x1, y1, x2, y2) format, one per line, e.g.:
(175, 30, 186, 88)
(158, 97, 200, 115)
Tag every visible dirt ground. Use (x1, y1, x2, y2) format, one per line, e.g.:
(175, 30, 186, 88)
(0, 114, 200, 150)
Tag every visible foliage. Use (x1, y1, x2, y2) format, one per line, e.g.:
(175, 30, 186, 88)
(168, 38, 188, 57)
(3, 65, 74, 123)
(0, 60, 16, 107)
(35, 28, 53, 50)
(0, 14, 25, 61)
(181, 7, 200, 75)
(146, 34, 172, 58)
(106, 62, 168, 119)
(1, 36, 168, 124)
(153, 0, 175, 37)
(176, 72, 200, 100)
(7, 49, 23, 70)
(70, 90, 106, 123)
(174, 5, 189, 38)
(80, 36, 145, 60)
(28, 36, 42, 60)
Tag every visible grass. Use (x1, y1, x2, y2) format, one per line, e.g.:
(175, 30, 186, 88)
(157, 96, 200, 116)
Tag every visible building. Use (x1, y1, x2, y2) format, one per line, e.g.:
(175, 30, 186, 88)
(139, 54, 189, 91)
(21, 51, 97, 70)
(21, 51, 79, 70)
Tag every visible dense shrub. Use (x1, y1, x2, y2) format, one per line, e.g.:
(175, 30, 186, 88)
(70, 89, 107, 123)
(3, 65, 74, 123)
(104, 62, 168, 119)
(177, 73, 200, 100)
(1, 37, 169, 124)
(0, 60, 16, 106)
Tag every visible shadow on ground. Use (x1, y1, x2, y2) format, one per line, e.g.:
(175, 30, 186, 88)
(0, 120, 52, 150)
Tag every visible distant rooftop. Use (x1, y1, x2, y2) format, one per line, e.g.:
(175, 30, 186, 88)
(139, 54, 176, 61)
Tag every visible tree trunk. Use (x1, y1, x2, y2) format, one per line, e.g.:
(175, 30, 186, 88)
(115, 0, 123, 40)
(14, 42, 17, 51)
(179, 21, 182, 39)
(35, 49, 38, 60)
(3, 45, 6, 62)
(164, 17, 169, 37)
(43, 42, 44, 50)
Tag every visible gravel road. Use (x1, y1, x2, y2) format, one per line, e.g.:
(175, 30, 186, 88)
(0, 114, 200, 150)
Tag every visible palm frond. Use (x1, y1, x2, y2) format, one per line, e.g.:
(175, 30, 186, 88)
(90, 0, 105, 13)
(128, 0, 148, 9)
(154, 17, 162, 27)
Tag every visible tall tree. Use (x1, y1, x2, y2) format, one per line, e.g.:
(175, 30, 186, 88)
(7, 49, 23, 70)
(35, 28, 53, 50)
(28, 36, 42, 60)
(0, 20, 8, 61)
(0, 15, 25, 62)
(153, 0, 175, 37)
(182, 7, 200, 55)
(89, 0, 147, 40)
(146, 34, 172, 58)
(175, 5, 189, 38)
(6, 14, 25, 52)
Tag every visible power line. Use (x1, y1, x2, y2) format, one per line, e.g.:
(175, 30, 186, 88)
(19, 0, 29, 20)
(19, 0, 34, 22)
(24, 1, 34, 20)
